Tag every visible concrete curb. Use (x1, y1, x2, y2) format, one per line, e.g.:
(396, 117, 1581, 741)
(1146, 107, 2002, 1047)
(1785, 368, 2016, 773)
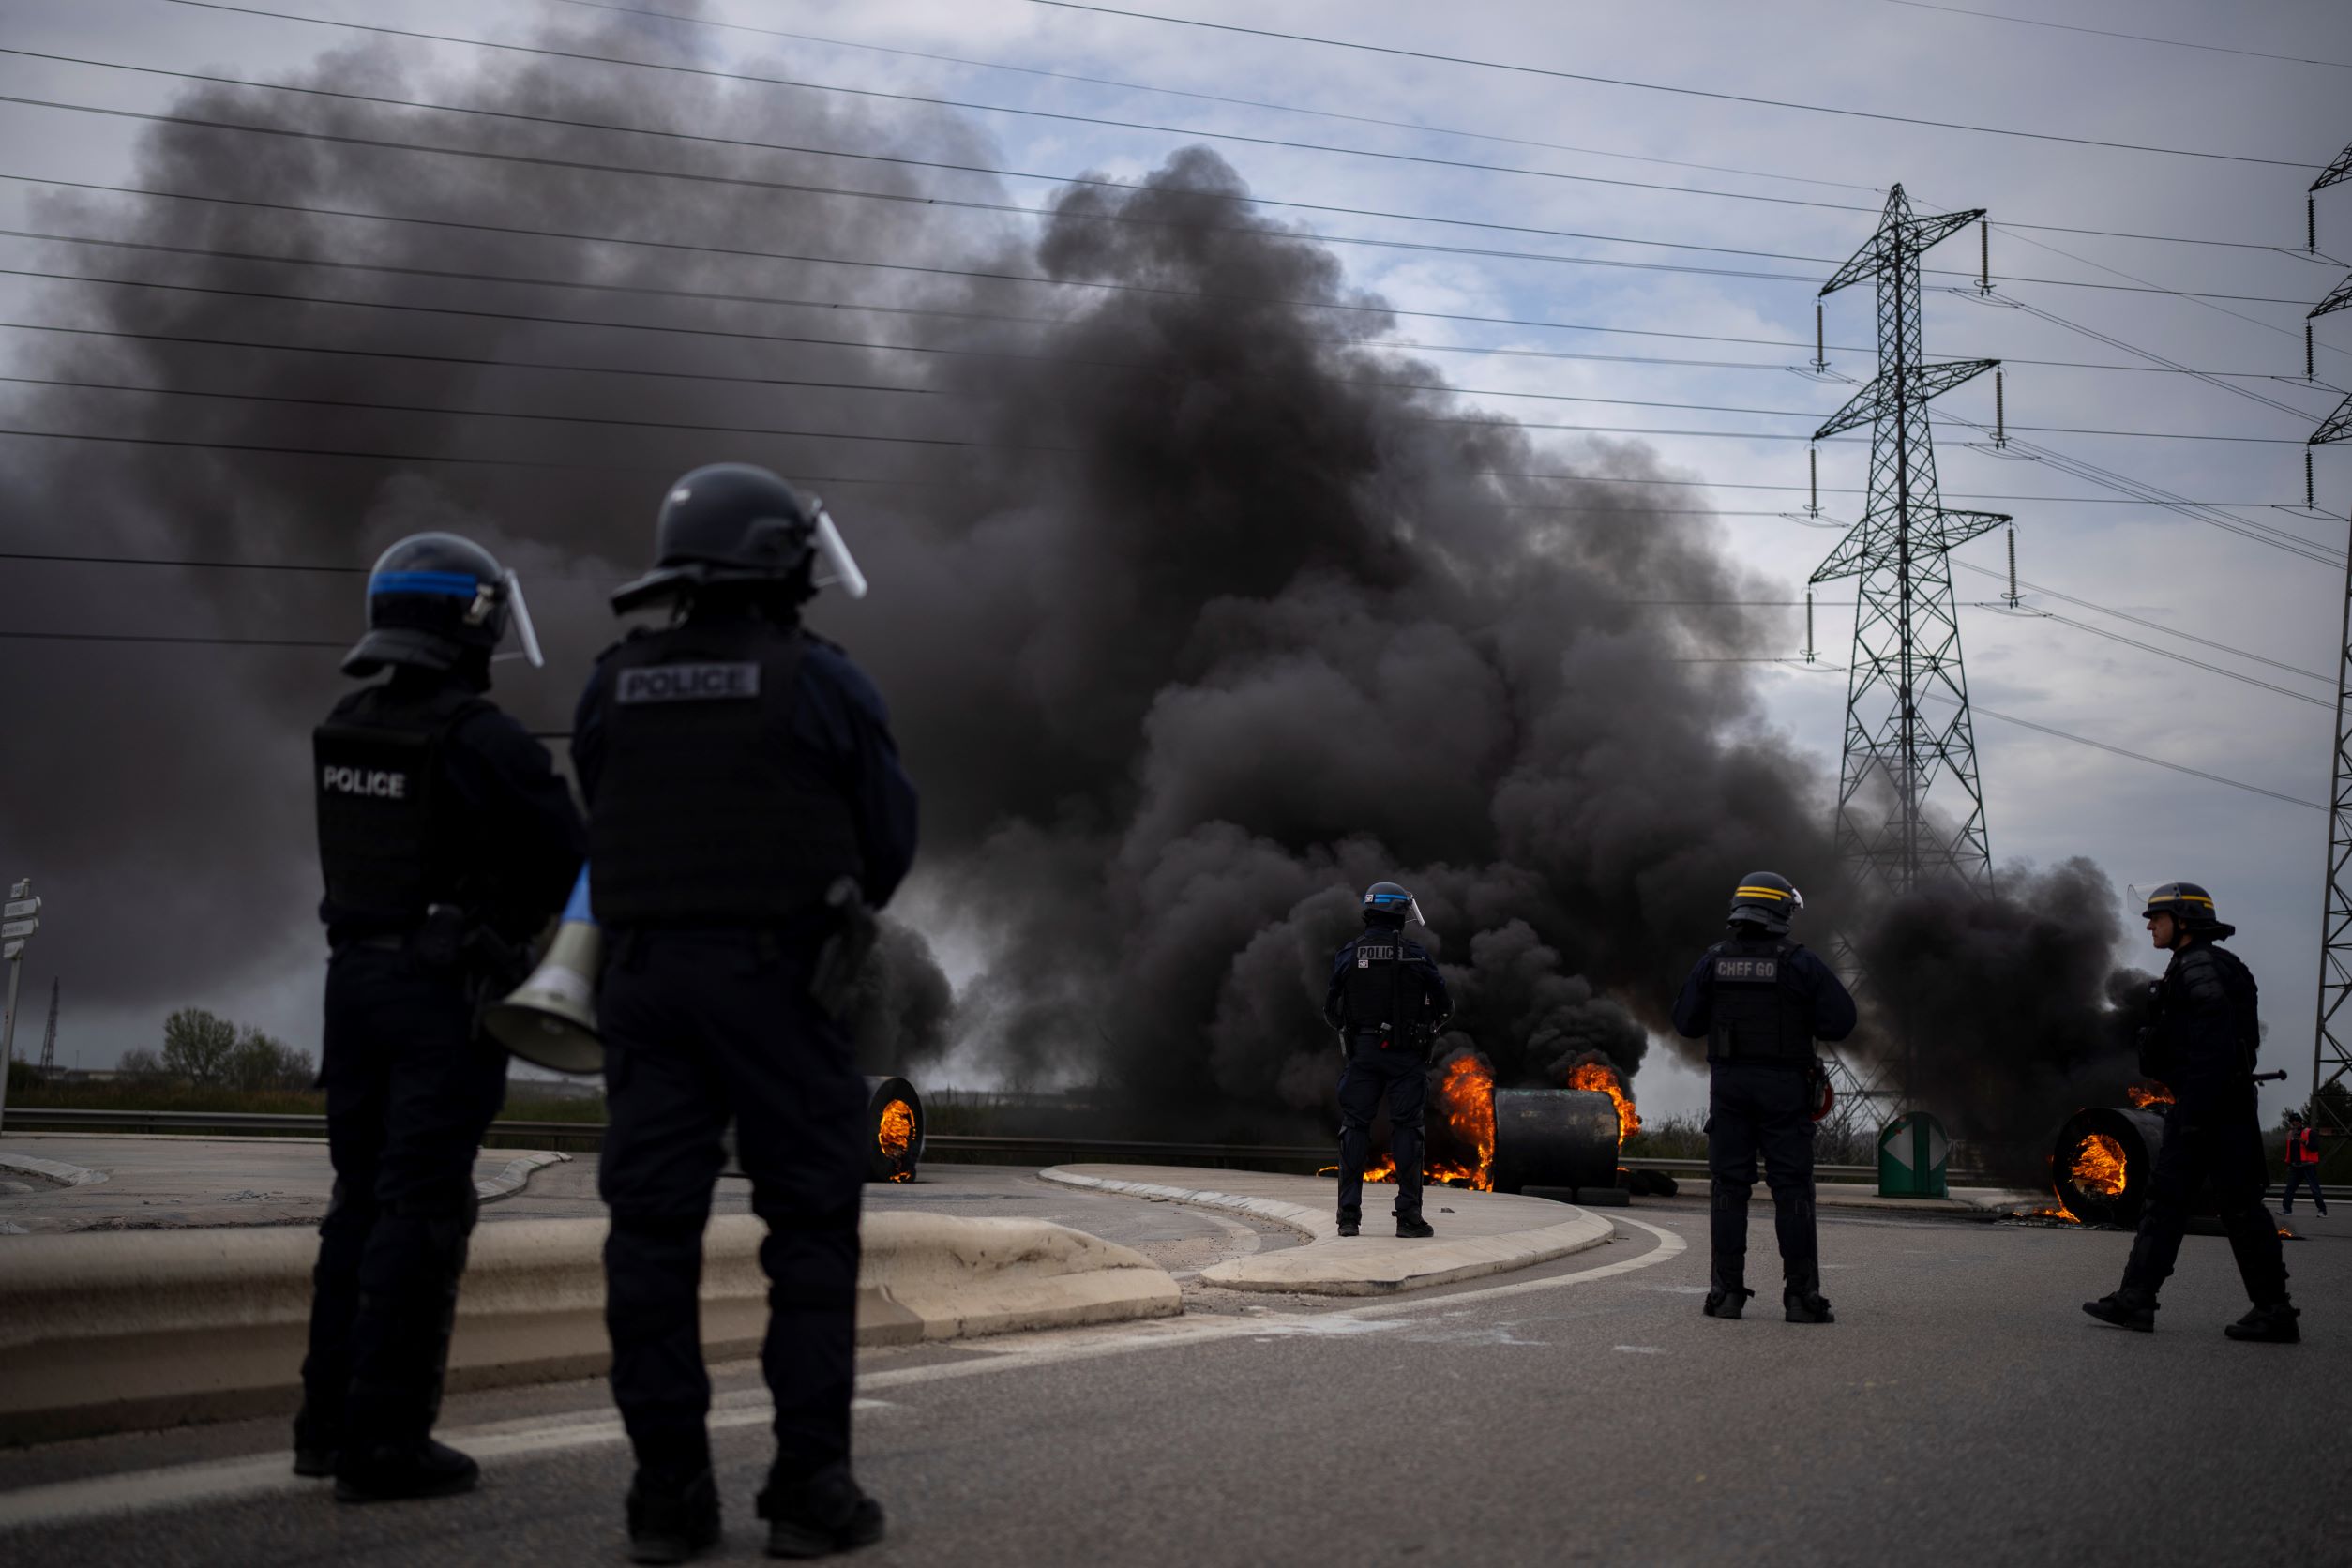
(0, 1153, 109, 1189)
(475, 1150, 569, 1202)
(0, 1210, 1178, 1443)
(1040, 1168, 1613, 1297)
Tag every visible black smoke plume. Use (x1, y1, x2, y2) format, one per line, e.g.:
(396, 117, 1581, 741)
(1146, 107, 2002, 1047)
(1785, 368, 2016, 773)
(1848, 858, 2148, 1175)
(0, 8, 2133, 1143)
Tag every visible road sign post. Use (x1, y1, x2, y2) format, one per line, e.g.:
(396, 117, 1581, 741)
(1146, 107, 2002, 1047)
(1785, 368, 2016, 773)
(0, 879, 36, 1136)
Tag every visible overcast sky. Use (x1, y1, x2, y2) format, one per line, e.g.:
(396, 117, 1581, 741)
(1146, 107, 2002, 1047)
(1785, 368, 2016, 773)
(2, 0, 2348, 1125)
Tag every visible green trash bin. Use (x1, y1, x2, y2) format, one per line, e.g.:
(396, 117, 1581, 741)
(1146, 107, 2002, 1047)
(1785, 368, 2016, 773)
(1877, 1112, 1950, 1199)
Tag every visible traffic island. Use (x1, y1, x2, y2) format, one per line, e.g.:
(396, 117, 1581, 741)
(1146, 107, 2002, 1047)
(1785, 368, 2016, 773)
(0, 1137, 571, 1233)
(1041, 1165, 1614, 1295)
(0, 1210, 1178, 1443)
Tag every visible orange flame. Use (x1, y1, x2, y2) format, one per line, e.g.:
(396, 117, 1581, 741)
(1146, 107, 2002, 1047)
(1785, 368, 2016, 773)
(2124, 1083, 2175, 1109)
(1564, 1061, 1642, 1141)
(878, 1099, 916, 1183)
(2070, 1133, 2128, 1199)
(1318, 1054, 1498, 1191)
(1434, 1053, 1496, 1191)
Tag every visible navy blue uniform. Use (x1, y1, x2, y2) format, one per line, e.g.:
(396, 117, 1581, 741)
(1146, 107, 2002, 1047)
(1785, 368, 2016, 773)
(2120, 940, 2286, 1308)
(574, 614, 916, 1489)
(1672, 934, 1855, 1297)
(1323, 926, 1450, 1225)
(303, 669, 585, 1456)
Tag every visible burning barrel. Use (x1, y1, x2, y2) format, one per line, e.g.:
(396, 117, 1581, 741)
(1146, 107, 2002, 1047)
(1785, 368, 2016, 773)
(1490, 1089, 1621, 1195)
(2049, 1106, 2164, 1226)
(867, 1075, 924, 1184)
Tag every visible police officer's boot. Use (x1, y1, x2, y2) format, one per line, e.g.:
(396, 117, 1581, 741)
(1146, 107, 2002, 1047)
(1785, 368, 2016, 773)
(334, 1438, 480, 1502)
(1703, 1264, 1753, 1320)
(1395, 1214, 1435, 1239)
(627, 1466, 722, 1564)
(1783, 1264, 1834, 1325)
(759, 1462, 885, 1559)
(2081, 1287, 2158, 1333)
(292, 1401, 339, 1479)
(2224, 1299, 2302, 1344)
(1336, 1209, 1361, 1239)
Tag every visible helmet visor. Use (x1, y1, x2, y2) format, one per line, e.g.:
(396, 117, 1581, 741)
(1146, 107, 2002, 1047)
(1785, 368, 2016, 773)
(497, 569, 545, 668)
(809, 500, 868, 600)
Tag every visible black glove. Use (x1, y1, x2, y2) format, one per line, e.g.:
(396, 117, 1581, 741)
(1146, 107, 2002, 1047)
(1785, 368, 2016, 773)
(808, 878, 879, 1019)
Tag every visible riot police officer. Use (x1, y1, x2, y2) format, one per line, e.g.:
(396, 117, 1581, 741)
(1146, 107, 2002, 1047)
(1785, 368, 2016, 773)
(1670, 872, 1856, 1323)
(2084, 882, 2300, 1342)
(574, 465, 917, 1561)
(298, 534, 585, 1500)
(1323, 882, 1450, 1239)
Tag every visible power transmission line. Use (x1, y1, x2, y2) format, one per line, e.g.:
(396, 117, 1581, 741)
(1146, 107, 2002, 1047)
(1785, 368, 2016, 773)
(10, 222, 2337, 437)
(2, 422, 2300, 511)
(1953, 288, 2322, 417)
(1014, 0, 2311, 167)
(11, 251, 2327, 438)
(1878, 0, 2352, 69)
(3, 359, 2320, 454)
(1986, 605, 2333, 708)
(1947, 559, 2331, 681)
(1924, 693, 2326, 810)
(1807, 354, 2345, 565)
(0, 91, 2320, 309)
(8, 175, 2328, 382)
(0, 621, 2307, 809)
(532, 1, 2328, 251)
(546, 0, 1882, 193)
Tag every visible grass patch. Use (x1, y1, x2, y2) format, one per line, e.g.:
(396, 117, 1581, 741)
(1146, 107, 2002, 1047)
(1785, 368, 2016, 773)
(13, 1080, 328, 1116)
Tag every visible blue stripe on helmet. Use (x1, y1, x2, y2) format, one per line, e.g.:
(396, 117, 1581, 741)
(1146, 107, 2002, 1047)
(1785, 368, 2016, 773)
(369, 570, 486, 597)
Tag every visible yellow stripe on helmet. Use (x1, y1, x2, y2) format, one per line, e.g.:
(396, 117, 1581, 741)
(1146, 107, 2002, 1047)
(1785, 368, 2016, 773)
(1734, 886, 1791, 900)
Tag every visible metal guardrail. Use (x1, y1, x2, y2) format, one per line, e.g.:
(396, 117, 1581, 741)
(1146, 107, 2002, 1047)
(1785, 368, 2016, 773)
(10, 1109, 2347, 1198)
(0, 1110, 1339, 1168)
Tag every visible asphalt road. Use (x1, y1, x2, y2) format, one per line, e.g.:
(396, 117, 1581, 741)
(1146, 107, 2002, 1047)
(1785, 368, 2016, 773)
(6, 1188, 2344, 1565)
(0, 1145, 1302, 1280)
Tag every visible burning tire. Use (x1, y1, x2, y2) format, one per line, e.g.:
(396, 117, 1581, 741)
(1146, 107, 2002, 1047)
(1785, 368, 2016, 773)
(866, 1075, 924, 1184)
(2049, 1106, 2164, 1226)
(1490, 1089, 1621, 1195)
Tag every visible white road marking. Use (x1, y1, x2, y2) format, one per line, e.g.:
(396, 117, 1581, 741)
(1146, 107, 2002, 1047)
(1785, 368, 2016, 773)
(0, 1219, 1684, 1532)
(1611, 1346, 1666, 1355)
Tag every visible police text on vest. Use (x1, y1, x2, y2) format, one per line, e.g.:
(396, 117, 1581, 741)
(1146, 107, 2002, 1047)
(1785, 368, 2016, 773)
(616, 662, 761, 703)
(321, 765, 409, 799)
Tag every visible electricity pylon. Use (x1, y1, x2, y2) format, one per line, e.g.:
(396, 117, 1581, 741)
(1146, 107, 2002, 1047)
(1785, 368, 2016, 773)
(1813, 185, 2004, 899)
(1810, 184, 2004, 1128)
(2307, 142, 2352, 1132)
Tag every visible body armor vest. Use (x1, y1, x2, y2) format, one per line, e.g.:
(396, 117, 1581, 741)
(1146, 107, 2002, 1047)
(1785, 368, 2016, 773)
(1705, 936, 1815, 1065)
(589, 620, 863, 927)
(1340, 930, 1439, 1052)
(2149, 942, 2261, 1082)
(314, 684, 487, 924)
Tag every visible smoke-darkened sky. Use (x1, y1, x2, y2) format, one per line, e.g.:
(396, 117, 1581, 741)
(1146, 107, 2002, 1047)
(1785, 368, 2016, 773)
(0, 0, 2344, 1132)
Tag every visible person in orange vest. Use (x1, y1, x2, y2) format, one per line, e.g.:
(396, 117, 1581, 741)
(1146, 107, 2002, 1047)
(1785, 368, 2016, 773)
(2280, 1110, 2329, 1217)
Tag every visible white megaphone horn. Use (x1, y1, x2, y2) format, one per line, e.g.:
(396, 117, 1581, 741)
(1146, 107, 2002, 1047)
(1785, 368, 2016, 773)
(486, 867, 603, 1075)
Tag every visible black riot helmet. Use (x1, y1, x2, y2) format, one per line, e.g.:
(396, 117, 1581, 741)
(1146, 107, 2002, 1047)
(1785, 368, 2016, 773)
(1362, 881, 1425, 927)
(1727, 870, 1803, 936)
(344, 532, 538, 679)
(2141, 881, 2234, 940)
(611, 463, 867, 613)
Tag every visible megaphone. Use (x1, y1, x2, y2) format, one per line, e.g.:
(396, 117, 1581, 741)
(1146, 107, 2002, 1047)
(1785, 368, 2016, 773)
(486, 868, 603, 1075)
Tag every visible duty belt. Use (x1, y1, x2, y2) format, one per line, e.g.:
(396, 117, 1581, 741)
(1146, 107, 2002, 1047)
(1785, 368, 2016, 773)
(340, 932, 410, 954)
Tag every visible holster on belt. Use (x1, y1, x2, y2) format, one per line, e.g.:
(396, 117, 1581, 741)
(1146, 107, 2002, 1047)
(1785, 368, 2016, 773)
(808, 877, 879, 1019)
